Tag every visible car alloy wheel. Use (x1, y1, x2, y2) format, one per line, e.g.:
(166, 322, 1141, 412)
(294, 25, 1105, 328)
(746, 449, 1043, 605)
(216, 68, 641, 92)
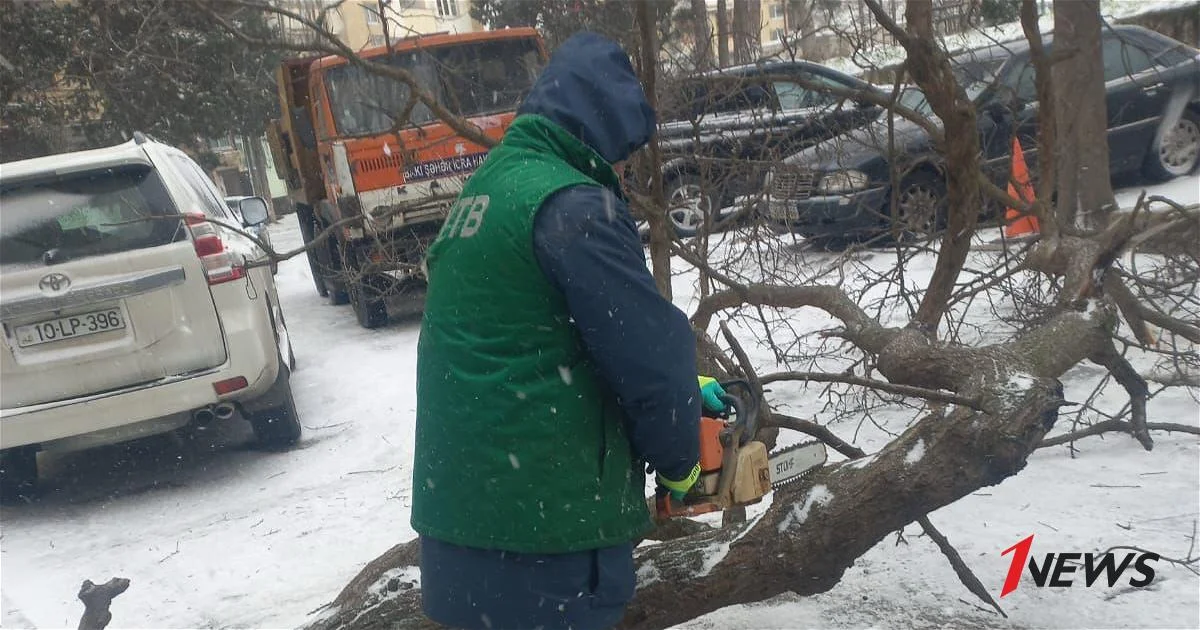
(898, 178, 944, 235)
(667, 182, 713, 236)
(1158, 116, 1200, 176)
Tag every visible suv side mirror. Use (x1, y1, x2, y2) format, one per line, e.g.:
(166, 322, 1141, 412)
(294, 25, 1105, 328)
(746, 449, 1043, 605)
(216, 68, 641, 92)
(239, 197, 271, 227)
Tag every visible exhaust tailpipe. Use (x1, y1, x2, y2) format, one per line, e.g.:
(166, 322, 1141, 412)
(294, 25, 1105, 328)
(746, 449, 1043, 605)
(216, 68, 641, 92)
(193, 407, 215, 426)
(214, 402, 236, 420)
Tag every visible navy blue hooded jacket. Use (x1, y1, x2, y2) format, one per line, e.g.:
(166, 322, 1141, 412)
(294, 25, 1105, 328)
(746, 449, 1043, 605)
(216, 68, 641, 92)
(524, 33, 700, 484)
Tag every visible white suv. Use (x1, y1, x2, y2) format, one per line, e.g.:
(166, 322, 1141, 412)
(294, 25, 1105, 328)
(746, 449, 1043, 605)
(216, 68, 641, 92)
(0, 135, 300, 501)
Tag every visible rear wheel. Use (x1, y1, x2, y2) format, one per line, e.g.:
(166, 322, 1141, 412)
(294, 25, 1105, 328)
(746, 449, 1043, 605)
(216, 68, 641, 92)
(246, 359, 302, 450)
(0, 447, 38, 504)
(350, 274, 390, 329)
(295, 205, 329, 298)
(1144, 108, 1200, 181)
(325, 241, 351, 305)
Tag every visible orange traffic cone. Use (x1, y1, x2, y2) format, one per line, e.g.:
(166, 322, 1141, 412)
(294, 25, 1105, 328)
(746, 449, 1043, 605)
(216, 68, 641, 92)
(1004, 136, 1040, 238)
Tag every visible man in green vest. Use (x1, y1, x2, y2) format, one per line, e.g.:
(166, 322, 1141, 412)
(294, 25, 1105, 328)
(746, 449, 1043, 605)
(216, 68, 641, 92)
(412, 32, 726, 630)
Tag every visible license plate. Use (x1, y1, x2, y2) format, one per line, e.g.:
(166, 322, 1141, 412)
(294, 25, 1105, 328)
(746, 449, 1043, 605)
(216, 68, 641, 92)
(14, 308, 126, 348)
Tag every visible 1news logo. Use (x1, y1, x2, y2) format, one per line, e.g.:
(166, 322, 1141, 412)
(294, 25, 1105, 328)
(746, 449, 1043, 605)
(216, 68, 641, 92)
(1000, 534, 1160, 597)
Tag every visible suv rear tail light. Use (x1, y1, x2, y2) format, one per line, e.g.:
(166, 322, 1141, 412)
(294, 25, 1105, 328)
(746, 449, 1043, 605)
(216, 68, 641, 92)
(185, 213, 245, 285)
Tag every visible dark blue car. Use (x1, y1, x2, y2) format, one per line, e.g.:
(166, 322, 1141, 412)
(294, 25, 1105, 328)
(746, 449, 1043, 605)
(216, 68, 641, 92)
(766, 24, 1200, 241)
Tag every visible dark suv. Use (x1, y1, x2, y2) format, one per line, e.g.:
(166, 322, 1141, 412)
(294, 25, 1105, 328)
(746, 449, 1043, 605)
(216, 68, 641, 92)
(646, 59, 885, 237)
(766, 25, 1200, 240)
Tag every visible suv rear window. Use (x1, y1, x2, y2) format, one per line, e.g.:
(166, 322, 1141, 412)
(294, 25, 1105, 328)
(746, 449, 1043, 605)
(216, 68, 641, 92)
(0, 164, 183, 266)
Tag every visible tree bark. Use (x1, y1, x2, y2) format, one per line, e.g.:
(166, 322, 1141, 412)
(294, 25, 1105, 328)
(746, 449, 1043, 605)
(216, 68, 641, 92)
(635, 0, 673, 300)
(1052, 0, 1115, 229)
(77, 578, 130, 630)
(1020, 0, 1058, 239)
(690, 0, 713, 71)
(716, 0, 730, 67)
(732, 0, 761, 64)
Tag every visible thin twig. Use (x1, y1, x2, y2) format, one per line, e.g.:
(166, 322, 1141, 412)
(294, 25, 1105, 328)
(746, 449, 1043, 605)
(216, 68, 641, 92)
(919, 516, 1007, 618)
(761, 371, 982, 410)
(157, 541, 181, 564)
(772, 414, 866, 459)
(1038, 419, 1199, 448)
(347, 464, 400, 475)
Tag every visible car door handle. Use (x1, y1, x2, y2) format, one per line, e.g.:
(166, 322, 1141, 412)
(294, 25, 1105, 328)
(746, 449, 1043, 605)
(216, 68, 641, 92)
(1143, 81, 1166, 95)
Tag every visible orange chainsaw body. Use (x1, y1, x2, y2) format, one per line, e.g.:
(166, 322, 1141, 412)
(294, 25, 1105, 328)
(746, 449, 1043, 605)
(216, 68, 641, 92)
(653, 386, 772, 520)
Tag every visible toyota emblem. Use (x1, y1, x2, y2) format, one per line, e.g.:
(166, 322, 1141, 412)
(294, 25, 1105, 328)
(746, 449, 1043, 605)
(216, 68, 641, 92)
(38, 272, 71, 295)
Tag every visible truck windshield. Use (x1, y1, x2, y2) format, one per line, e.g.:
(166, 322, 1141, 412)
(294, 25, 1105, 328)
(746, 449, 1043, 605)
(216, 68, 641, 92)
(324, 37, 543, 137)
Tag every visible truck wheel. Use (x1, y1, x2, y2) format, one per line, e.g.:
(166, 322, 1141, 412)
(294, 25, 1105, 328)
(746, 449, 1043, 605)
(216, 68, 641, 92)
(246, 357, 302, 450)
(0, 447, 39, 504)
(295, 204, 329, 298)
(350, 274, 390, 329)
(326, 242, 351, 306)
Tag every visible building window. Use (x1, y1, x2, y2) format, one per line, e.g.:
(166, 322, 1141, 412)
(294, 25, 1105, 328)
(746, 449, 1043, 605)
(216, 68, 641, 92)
(208, 135, 234, 151)
(368, 34, 386, 47)
(770, 3, 785, 19)
(772, 28, 786, 42)
(363, 4, 381, 25)
(436, 0, 458, 17)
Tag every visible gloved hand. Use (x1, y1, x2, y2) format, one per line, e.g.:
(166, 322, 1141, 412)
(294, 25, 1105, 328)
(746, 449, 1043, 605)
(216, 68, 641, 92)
(698, 376, 728, 414)
(656, 462, 701, 502)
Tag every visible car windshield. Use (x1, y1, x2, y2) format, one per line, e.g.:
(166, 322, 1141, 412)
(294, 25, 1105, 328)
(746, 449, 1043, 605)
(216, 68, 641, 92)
(897, 86, 934, 118)
(953, 55, 1008, 102)
(324, 37, 543, 136)
(887, 54, 1007, 117)
(0, 164, 182, 267)
(669, 77, 773, 119)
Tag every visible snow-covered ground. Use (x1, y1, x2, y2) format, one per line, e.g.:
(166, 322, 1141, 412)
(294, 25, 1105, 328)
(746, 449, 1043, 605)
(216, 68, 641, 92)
(1, 174, 1197, 629)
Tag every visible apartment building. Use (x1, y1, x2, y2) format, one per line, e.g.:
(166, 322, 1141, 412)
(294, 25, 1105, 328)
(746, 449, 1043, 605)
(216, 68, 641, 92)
(682, 0, 980, 66)
(272, 0, 483, 49)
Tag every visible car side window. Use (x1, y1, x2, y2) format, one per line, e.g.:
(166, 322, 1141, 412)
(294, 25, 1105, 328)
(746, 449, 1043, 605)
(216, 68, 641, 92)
(803, 72, 855, 108)
(1102, 36, 1158, 82)
(773, 74, 850, 111)
(773, 81, 810, 110)
(1010, 60, 1038, 103)
(170, 155, 232, 220)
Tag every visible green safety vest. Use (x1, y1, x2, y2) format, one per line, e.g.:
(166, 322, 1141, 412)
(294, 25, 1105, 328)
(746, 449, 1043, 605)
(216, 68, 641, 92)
(411, 114, 653, 554)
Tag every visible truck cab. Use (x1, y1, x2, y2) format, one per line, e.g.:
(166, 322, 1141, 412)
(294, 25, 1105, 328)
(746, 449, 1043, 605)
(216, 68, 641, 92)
(267, 29, 548, 328)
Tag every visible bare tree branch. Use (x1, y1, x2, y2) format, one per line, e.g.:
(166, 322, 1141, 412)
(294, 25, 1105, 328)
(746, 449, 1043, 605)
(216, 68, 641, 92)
(77, 578, 130, 630)
(1039, 419, 1200, 448)
(761, 371, 983, 409)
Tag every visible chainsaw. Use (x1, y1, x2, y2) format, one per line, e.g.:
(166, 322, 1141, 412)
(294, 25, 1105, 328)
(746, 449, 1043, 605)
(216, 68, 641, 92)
(653, 379, 826, 520)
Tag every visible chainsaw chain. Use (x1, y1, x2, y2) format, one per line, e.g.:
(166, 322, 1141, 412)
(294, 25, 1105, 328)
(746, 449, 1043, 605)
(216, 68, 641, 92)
(768, 439, 826, 491)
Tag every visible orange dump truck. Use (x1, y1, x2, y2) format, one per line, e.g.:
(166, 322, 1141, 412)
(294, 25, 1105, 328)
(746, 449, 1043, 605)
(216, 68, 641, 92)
(266, 28, 547, 328)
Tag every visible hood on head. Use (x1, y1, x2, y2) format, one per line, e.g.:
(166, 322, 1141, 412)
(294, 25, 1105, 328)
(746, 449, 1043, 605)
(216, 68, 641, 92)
(517, 32, 656, 164)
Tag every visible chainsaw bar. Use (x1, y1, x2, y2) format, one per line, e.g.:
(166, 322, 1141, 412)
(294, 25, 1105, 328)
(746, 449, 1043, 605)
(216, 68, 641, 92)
(767, 440, 827, 490)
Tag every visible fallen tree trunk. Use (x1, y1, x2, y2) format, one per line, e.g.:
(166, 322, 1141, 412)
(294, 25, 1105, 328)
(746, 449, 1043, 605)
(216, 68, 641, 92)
(304, 305, 1128, 630)
(304, 379, 1062, 630)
